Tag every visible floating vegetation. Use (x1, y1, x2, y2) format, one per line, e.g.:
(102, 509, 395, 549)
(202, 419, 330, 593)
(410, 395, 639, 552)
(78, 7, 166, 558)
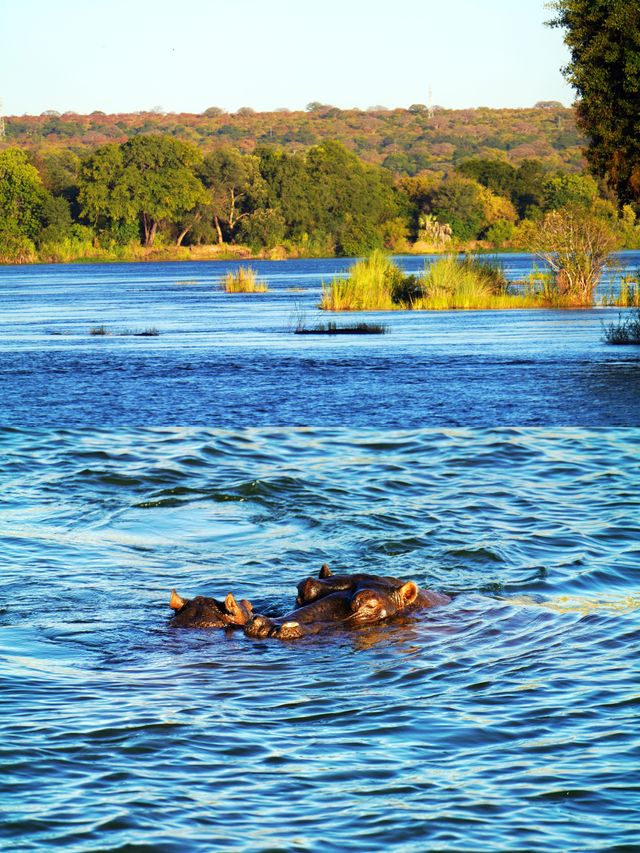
(295, 321, 387, 335)
(602, 309, 640, 345)
(90, 326, 160, 337)
(222, 267, 268, 293)
(133, 327, 160, 337)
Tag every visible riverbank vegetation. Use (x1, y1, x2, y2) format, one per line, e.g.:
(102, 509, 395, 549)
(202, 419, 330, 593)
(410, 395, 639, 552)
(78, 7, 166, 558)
(1, 105, 640, 266)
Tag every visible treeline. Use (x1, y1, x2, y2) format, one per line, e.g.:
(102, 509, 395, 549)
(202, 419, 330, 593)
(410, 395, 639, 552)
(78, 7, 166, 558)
(4, 104, 583, 175)
(1, 135, 639, 263)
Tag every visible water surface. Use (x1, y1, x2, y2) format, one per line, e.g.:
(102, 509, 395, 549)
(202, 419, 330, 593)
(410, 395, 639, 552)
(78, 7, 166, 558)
(2, 427, 639, 850)
(1, 254, 639, 427)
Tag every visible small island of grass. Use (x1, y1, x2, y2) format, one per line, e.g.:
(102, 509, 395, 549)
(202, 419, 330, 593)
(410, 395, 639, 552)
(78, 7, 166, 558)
(222, 267, 268, 293)
(321, 211, 628, 312)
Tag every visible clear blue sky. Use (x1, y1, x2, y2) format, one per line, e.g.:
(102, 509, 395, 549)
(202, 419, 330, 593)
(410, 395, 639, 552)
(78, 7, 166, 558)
(0, 0, 573, 115)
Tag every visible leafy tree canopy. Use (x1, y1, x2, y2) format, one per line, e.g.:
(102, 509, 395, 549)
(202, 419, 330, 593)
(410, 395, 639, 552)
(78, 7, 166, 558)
(79, 135, 206, 246)
(0, 148, 47, 242)
(199, 147, 266, 241)
(549, 0, 640, 204)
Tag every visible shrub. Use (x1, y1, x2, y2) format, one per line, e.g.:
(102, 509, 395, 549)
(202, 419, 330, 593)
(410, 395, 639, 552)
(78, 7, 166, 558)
(529, 206, 620, 305)
(0, 228, 36, 263)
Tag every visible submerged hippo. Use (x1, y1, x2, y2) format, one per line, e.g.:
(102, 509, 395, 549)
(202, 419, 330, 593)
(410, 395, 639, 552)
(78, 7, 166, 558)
(245, 585, 402, 640)
(296, 563, 451, 610)
(169, 589, 253, 628)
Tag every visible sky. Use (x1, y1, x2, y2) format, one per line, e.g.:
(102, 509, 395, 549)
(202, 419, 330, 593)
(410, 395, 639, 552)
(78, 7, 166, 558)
(0, 0, 574, 116)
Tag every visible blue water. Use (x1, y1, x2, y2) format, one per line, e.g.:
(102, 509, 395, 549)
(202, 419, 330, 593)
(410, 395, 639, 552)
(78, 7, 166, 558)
(1, 427, 639, 851)
(1, 253, 639, 427)
(1, 256, 639, 851)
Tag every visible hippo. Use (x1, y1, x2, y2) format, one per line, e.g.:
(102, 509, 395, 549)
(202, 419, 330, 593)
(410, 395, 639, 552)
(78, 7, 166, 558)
(245, 585, 402, 640)
(296, 564, 451, 611)
(169, 589, 253, 628)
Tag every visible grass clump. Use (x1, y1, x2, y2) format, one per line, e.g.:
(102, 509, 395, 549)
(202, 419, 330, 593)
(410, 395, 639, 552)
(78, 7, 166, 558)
(320, 251, 401, 311)
(412, 256, 510, 309)
(222, 266, 268, 293)
(602, 309, 640, 344)
(601, 275, 640, 307)
(321, 252, 518, 311)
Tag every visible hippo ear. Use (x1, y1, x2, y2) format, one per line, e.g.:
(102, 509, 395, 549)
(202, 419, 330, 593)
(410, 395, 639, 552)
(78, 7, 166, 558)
(398, 581, 418, 607)
(169, 589, 185, 611)
(225, 592, 240, 614)
(240, 598, 253, 613)
(319, 563, 332, 578)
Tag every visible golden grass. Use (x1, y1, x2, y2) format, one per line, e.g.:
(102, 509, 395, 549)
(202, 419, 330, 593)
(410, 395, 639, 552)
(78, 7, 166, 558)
(321, 253, 602, 311)
(600, 276, 640, 307)
(319, 251, 398, 311)
(222, 267, 268, 293)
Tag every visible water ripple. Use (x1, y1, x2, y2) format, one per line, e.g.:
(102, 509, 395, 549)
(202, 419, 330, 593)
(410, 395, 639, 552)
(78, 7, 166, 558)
(1, 426, 639, 850)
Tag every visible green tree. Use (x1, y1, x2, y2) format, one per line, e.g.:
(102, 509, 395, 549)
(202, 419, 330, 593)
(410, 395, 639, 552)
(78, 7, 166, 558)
(256, 147, 314, 239)
(199, 148, 266, 243)
(549, 0, 640, 204)
(542, 172, 599, 211)
(37, 195, 74, 245)
(427, 176, 487, 241)
(78, 143, 128, 235)
(456, 158, 516, 196)
(238, 208, 287, 249)
(78, 136, 205, 246)
(0, 148, 47, 259)
(305, 140, 399, 255)
(511, 159, 549, 217)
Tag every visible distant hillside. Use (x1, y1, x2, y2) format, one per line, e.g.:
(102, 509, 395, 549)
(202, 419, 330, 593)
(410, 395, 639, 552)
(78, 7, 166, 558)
(3, 105, 584, 176)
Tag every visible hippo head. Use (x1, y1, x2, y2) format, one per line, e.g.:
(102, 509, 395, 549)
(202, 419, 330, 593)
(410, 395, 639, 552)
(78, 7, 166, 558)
(346, 582, 418, 625)
(169, 589, 253, 628)
(348, 587, 399, 625)
(221, 593, 254, 626)
(296, 564, 418, 612)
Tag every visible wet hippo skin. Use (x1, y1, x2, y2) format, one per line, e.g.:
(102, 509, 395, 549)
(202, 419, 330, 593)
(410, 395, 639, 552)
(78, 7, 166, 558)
(245, 586, 403, 640)
(296, 564, 451, 610)
(169, 589, 253, 628)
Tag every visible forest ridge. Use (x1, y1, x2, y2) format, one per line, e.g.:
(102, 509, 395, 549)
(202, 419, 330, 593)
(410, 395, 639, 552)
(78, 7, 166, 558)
(3, 103, 583, 176)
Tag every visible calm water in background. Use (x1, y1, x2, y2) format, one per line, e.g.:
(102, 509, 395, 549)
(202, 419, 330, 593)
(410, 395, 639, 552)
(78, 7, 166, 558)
(1, 256, 639, 850)
(1, 427, 639, 851)
(1, 253, 639, 427)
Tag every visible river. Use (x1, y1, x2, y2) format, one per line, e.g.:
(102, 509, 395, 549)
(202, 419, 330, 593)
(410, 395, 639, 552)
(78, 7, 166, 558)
(1, 256, 639, 851)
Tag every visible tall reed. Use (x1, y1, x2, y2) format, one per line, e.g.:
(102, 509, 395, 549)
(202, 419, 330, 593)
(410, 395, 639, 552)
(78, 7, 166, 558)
(320, 251, 399, 311)
(600, 275, 640, 307)
(411, 255, 513, 309)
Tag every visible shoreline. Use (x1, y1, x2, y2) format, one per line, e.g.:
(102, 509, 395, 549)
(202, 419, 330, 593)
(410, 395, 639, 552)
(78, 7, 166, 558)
(0, 240, 533, 267)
